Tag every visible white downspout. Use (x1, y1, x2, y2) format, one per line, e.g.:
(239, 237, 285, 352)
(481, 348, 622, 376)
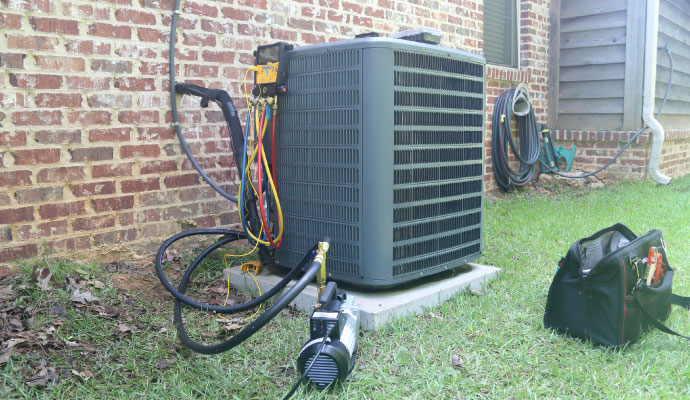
(643, 0, 672, 185)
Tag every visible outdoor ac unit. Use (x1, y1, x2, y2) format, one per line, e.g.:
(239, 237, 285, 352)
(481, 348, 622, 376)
(275, 38, 485, 288)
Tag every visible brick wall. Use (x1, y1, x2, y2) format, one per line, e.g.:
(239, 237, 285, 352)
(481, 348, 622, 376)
(549, 129, 690, 180)
(0, 0, 552, 265)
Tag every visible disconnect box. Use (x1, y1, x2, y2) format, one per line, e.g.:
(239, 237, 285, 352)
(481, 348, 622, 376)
(275, 38, 486, 288)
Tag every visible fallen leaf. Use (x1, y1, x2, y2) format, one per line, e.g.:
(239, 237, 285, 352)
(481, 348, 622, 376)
(9, 318, 24, 331)
(65, 340, 80, 349)
(50, 306, 67, 317)
(26, 359, 57, 388)
(71, 369, 92, 381)
(5, 338, 27, 350)
(470, 289, 483, 297)
(90, 280, 105, 289)
(32, 267, 54, 291)
(116, 323, 134, 338)
(451, 354, 463, 368)
(70, 288, 101, 304)
(154, 358, 174, 369)
(0, 350, 12, 364)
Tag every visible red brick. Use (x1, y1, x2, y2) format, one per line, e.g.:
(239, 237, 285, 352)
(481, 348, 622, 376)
(161, 14, 196, 29)
(9, 73, 61, 89)
(164, 110, 200, 124)
(204, 140, 231, 154)
(0, 193, 9, 207)
(15, 220, 68, 241)
(164, 173, 200, 188)
(270, 28, 297, 41)
(34, 130, 81, 145)
(142, 0, 176, 10)
(30, 17, 79, 34)
(0, 206, 34, 223)
(161, 203, 200, 220)
(88, 22, 131, 39)
(91, 59, 133, 74)
(139, 62, 169, 75)
(137, 27, 168, 42)
(46, 236, 91, 252)
(65, 76, 110, 90)
(91, 196, 134, 213)
(121, 144, 160, 158)
(14, 186, 63, 204)
(65, 39, 111, 55)
(114, 77, 155, 91)
(0, 93, 25, 109)
(183, 32, 216, 46)
(183, 2, 218, 17)
(135, 128, 172, 143)
(69, 147, 113, 162)
(115, 9, 156, 25)
(118, 110, 159, 124)
(72, 215, 116, 231)
(140, 190, 176, 207)
(12, 110, 62, 126)
(0, 131, 27, 146)
(62, 2, 108, 19)
(93, 228, 137, 245)
(0, 53, 25, 68)
(12, 149, 60, 165)
(239, 24, 265, 36)
(39, 201, 86, 219)
(140, 160, 177, 175)
(221, 7, 251, 21)
(138, 93, 168, 108)
(67, 110, 111, 125)
(88, 127, 130, 142)
(0, 244, 38, 263)
(70, 181, 116, 197)
(201, 19, 233, 34)
(185, 64, 218, 78)
(0, 170, 32, 187)
(0, 12, 22, 29)
(92, 163, 132, 178)
(198, 51, 233, 65)
(87, 93, 132, 109)
(121, 177, 160, 193)
(182, 156, 215, 171)
(6, 34, 59, 51)
(161, 48, 198, 61)
(115, 44, 157, 59)
(36, 165, 83, 185)
(34, 56, 85, 72)
(35, 93, 82, 108)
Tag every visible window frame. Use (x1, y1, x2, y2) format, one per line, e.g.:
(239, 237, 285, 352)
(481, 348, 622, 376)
(483, 0, 520, 69)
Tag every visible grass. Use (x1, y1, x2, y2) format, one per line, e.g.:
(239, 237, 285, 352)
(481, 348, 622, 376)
(3, 174, 690, 399)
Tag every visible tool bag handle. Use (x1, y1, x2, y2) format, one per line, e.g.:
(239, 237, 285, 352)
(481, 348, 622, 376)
(634, 291, 690, 341)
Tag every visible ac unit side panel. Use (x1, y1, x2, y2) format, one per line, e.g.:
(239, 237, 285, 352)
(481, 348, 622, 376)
(275, 46, 365, 285)
(276, 39, 486, 288)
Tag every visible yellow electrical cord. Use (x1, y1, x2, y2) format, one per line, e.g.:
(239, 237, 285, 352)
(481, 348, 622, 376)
(217, 232, 263, 322)
(236, 66, 285, 247)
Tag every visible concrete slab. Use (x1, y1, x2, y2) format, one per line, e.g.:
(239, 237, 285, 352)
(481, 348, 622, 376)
(226, 263, 501, 331)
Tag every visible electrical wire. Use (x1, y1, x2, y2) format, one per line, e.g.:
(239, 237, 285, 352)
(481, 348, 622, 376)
(282, 323, 337, 400)
(538, 45, 674, 179)
(217, 234, 262, 322)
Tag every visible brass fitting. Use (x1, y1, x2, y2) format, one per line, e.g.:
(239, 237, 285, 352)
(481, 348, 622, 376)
(314, 241, 330, 307)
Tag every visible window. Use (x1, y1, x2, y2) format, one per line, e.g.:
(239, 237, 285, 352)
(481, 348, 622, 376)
(483, 0, 519, 68)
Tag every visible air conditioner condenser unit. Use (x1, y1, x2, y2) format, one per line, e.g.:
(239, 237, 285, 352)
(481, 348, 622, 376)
(274, 38, 485, 288)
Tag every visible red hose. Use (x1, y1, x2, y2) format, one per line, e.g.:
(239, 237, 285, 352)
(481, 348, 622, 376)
(271, 107, 278, 192)
(256, 108, 278, 248)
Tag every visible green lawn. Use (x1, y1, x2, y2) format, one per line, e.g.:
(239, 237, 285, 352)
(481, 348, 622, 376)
(3, 174, 690, 399)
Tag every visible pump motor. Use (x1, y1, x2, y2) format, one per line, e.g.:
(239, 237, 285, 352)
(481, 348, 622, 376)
(297, 282, 359, 389)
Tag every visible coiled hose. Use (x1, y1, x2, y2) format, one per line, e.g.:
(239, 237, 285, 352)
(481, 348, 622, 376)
(155, 230, 325, 354)
(492, 46, 674, 188)
(491, 85, 541, 191)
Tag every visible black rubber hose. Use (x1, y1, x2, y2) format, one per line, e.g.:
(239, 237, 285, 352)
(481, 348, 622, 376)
(538, 45, 673, 179)
(491, 87, 541, 191)
(169, 1, 237, 203)
(174, 253, 325, 354)
(168, 1, 273, 265)
(155, 229, 312, 313)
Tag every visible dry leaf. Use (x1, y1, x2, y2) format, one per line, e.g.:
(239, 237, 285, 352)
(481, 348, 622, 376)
(71, 369, 93, 381)
(26, 359, 57, 388)
(154, 358, 174, 369)
(91, 280, 105, 289)
(32, 267, 54, 291)
(0, 350, 12, 364)
(470, 289, 483, 297)
(5, 338, 27, 350)
(116, 323, 135, 338)
(70, 288, 101, 304)
(451, 354, 463, 368)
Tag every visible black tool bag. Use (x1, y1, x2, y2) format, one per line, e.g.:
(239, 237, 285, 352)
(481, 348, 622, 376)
(544, 223, 690, 347)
